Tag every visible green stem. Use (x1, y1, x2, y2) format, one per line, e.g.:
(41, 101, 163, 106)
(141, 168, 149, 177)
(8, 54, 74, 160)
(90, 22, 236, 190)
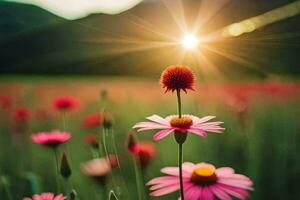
(53, 148, 60, 193)
(178, 144, 184, 200)
(62, 111, 66, 131)
(176, 89, 182, 118)
(176, 89, 184, 200)
(133, 157, 143, 200)
(3, 182, 13, 200)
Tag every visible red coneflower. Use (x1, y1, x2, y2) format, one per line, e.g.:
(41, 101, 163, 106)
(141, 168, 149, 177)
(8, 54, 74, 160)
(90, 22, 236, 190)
(83, 113, 102, 129)
(160, 65, 195, 93)
(53, 96, 80, 111)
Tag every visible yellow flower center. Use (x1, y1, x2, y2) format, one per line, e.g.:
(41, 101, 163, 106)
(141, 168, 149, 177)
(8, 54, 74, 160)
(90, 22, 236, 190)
(191, 166, 218, 185)
(170, 116, 193, 129)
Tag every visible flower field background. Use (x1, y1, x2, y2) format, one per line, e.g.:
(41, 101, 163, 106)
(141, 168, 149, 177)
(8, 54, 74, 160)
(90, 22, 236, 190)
(0, 76, 299, 199)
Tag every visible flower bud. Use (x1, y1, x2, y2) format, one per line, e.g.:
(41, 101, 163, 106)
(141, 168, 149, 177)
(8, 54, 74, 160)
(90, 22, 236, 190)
(60, 152, 72, 179)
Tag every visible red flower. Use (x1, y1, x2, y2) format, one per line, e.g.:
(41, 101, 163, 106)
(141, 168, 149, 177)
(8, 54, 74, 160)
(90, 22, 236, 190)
(31, 130, 71, 147)
(84, 134, 99, 148)
(131, 141, 157, 167)
(160, 65, 195, 93)
(0, 95, 12, 110)
(14, 107, 30, 123)
(53, 96, 80, 111)
(83, 113, 102, 129)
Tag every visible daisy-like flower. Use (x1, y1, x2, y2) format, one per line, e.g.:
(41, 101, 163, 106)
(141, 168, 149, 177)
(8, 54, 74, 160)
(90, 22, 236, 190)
(31, 130, 71, 147)
(53, 96, 80, 111)
(147, 162, 253, 200)
(160, 65, 195, 93)
(133, 114, 224, 141)
(23, 192, 66, 200)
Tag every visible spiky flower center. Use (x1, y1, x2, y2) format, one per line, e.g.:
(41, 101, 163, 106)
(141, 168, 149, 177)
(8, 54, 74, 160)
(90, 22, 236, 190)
(191, 166, 218, 185)
(170, 116, 193, 129)
(160, 65, 195, 93)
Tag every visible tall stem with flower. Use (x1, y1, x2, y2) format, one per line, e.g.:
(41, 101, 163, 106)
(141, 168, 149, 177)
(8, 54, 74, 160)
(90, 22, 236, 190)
(134, 65, 226, 199)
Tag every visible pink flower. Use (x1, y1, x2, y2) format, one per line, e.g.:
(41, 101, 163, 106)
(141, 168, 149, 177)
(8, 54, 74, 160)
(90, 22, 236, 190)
(53, 96, 80, 111)
(147, 162, 253, 200)
(133, 114, 224, 141)
(81, 155, 118, 177)
(31, 130, 71, 147)
(23, 192, 66, 200)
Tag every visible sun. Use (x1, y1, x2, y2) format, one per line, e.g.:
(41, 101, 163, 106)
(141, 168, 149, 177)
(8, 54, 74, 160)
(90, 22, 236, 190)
(182, 33, 199, 49)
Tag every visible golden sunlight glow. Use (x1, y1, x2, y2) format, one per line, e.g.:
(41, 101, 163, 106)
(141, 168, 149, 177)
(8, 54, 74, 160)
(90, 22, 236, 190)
(182, 34, 199, 49)
(222, 0, 300, 37)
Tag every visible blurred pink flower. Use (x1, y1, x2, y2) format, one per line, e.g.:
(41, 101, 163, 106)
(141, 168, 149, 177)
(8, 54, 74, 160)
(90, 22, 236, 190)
(23, 192, 66, 200)
(147, 162, 253, 200)
(81, 155, 118, 177)
(31, 130, 71, 147)
(53, 96, 80, 111)
(133, 114, 224, 141)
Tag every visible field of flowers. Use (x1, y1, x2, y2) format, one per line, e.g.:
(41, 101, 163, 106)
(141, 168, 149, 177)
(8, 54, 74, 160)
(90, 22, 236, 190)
(0, 72, 300, 200)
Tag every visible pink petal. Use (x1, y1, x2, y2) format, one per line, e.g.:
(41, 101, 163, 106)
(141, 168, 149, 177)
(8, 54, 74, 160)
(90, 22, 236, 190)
(147, 175, 182, 185)
(182, 162, 196, 173)
(146, 115, 170, 125)
(150, 184, 180, 196)
(193, 116, 216, 124)
(161, 167, 191, 178)
(184, 184, 200, 200)
(153, 128, 174, 141)
(217, 178, 253, 190)
(150, 181, 180, 190)
(201, 187, 214, 200)
(216, 167, 235, 175)
(133, 122, 170, 130)
(217, 184, 250, 199)
(188, 128, 208, 138)
(209, 185, 232, 200)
